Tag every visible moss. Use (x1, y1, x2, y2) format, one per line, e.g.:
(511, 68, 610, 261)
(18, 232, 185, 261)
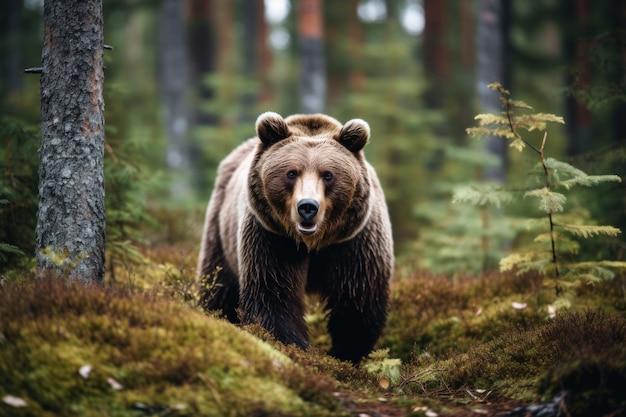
(398, 310, 626, 411)
(382, 271, 626, 361)
(381, 272, 549, 360)
(383, 269, 626, 415)
(4, 239, 626, 416)
(536, 312, 626, 415)
(0, 278, 345, 417)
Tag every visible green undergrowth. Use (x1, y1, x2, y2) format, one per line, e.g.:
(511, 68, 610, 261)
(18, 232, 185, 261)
(382, 271, 626, 414)
(0, 277, 349, 417)
(2, 241, 625, 416)
(397, 310, 626, 415)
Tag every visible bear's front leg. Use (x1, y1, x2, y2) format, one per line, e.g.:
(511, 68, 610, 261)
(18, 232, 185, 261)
(238, 217, 310, 349)
(315, 224, 392, 364)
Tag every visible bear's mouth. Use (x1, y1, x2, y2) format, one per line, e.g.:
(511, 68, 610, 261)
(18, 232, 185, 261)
(297, 222, 318, 235)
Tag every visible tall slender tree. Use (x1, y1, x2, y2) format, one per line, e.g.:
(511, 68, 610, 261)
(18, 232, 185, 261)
(347, 0, 365, 92)
(159, 0, 190, 197)
(422, 0, 449, 110)
(476, 0, 509, 182)
(185, 0, 216, 194)
(561, 0, 593, 156)
(298, 0, 325, 114)
(36, 0, 106, 282)
(1, 0, 24, 98)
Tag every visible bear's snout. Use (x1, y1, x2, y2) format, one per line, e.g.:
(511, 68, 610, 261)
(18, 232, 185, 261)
(296, 198, 319, 235)
(297, 198, 319, 222)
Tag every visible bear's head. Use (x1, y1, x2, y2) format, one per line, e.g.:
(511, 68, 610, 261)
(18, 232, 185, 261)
(249, 112, 372, 250)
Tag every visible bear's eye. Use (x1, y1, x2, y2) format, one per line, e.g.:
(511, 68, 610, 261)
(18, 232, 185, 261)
(322, 172, 333, 182)
(286, 170, 298, 179)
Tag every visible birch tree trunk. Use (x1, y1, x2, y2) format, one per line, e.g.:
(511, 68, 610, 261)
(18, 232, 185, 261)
(36, 0, 106, 282)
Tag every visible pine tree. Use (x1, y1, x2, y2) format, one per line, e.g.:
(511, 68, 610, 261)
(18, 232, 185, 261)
(416, 140, 520, 277)
(461, 83, 626, 307)
(330, 11, 442, 255)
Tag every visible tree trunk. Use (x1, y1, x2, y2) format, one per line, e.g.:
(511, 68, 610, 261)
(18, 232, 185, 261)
(36, 0, 106, 283)
(422, 0, 449, 109)
(255, 0, 272, 107)
(298, 0, 326, 114)
(159, 0, 190, 197)
(477, 0, 509, 182)
(562, 0, 593, 155)
(185, 0, 216, 127)
(1, 0, 24, 97)
(185, 0, 216, 193)
(348, 0, 365, 92)
(610, 0, 626, 143)
(240, 0, 258, 120)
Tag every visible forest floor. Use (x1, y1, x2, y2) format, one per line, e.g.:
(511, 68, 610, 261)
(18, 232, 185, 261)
(1, 219, 625, 416)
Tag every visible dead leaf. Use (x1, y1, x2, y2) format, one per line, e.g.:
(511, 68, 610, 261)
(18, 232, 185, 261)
(79, 364, 92, 379)
(107, 377, 123, 390)
(3, 395, 27, 408)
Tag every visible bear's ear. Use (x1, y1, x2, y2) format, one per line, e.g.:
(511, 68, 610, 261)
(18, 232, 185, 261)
(256, 112, 291, 146)
(336, 119, 370, 152)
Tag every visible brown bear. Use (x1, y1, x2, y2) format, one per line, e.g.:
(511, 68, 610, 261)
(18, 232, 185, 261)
(197, 112, 394, 363)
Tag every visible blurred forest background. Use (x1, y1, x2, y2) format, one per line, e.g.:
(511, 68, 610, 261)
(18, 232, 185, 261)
(1, 0, 625, 278)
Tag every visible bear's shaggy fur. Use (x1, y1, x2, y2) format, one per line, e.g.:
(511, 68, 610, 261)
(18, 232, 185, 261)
(197, 112, 393, 363)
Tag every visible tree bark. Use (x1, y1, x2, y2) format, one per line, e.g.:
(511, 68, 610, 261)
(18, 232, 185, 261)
(36, 0, 106, 282)
(298, 0, 326, 114)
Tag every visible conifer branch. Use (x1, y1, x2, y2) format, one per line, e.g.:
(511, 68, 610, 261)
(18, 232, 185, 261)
(467, 82, 623, 304)
(492, 83, 564, 293)
(502, 93, 541, 155)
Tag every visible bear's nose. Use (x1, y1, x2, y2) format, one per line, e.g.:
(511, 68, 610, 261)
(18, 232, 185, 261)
(297, 199, 319, 222)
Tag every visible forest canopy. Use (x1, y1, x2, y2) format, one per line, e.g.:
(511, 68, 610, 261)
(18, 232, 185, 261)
(0, 0, 625, 278)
